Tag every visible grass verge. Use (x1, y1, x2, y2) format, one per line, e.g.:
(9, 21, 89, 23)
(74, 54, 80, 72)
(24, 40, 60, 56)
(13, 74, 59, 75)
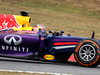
(0, 0, 100, 39)
(0, 71, 53, 75)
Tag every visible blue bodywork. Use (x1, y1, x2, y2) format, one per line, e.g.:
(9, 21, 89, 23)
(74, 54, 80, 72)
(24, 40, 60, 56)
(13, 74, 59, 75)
(45, 35, 86, 52)
(0, 30, 99, 61)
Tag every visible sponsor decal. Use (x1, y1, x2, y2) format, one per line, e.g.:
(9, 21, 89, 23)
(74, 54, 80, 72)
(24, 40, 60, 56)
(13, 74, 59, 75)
(1, 45, 29, 52)
(44, 55, 55, 60)
(0, 35, 29, 52)
(0, 15, 20, 30)
(4, 35, 22, 45)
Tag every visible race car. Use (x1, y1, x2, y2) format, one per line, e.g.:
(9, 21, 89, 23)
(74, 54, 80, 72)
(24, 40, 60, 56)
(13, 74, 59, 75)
(0, 11, 100, 67)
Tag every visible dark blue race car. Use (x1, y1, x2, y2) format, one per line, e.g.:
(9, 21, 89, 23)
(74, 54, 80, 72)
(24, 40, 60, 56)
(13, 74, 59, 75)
(0, 11, 100, 67)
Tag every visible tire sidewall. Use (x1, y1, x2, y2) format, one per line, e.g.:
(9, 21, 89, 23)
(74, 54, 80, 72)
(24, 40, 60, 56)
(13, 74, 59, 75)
(75, 39, 100, 67)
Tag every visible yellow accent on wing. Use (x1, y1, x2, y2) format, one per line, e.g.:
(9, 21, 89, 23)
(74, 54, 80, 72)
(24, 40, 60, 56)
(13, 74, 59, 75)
(14, 15, 31, 25)
(13, 15, 32, 31)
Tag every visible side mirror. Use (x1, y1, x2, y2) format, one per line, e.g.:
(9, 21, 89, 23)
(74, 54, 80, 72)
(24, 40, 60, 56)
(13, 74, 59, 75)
(61, 31, 64, 33)
(49, 31, 52, 33)
(60, 31, 64, 36)
(91, 31, 95, 39)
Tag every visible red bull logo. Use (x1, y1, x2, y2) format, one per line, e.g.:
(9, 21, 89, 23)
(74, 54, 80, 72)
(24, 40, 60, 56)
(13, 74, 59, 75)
(0, 15, 21, 30)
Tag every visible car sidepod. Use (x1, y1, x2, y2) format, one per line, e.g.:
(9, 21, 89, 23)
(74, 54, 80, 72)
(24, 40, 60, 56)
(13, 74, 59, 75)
(44, 35, 85, 62)
(0, 33, 40, 57)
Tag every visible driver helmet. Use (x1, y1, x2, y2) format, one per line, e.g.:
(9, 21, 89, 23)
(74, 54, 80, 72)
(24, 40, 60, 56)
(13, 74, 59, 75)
(34, 24, 46, 32)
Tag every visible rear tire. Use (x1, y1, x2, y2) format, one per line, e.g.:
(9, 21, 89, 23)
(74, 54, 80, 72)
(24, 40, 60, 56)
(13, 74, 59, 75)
(74, 39, 100, 67)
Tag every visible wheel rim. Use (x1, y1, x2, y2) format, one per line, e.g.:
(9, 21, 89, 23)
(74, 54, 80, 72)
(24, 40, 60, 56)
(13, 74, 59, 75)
(79, 44, 96, 62)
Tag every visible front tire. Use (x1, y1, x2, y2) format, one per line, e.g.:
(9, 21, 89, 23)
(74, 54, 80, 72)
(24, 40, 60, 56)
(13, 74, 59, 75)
(74, 39, 100, 67)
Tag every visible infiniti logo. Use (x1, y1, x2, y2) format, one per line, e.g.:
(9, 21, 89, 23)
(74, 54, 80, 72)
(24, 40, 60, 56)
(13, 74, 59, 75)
(4, 35, 22, 45)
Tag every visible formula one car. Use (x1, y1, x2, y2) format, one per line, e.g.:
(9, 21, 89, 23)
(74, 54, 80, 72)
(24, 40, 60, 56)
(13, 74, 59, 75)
(0, 11, 100, 67)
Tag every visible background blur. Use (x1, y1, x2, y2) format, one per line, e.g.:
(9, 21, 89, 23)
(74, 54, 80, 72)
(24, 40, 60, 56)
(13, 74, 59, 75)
(0, 0, 100, 38)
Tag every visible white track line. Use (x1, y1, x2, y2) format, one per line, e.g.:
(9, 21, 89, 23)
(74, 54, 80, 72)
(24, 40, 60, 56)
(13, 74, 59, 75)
(0, 69, 75, 75)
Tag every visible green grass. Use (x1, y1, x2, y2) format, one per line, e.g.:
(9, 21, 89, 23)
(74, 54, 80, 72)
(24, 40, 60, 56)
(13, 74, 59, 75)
(0, 0, 100, 39)
(0, 71, 53, 75)
(1, 0, 100, 18)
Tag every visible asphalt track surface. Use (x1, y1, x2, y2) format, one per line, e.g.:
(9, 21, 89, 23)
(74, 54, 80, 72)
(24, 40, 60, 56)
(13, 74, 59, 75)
(0, 57, 100, 75)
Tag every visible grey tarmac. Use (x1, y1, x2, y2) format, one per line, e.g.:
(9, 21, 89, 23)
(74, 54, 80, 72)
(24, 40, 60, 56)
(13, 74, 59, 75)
(0, 57, 100, 75)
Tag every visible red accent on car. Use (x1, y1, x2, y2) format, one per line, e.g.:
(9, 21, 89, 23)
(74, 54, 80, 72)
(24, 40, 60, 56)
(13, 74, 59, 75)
(53, 42, 78, 46)
(0, 15, 20, 30)
(68, 56, 76, 62)
(41, 37, 44, 40)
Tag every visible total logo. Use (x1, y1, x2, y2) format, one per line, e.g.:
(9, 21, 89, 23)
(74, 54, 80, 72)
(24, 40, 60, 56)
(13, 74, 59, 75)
(4, 35, 22, 45)
(44, 55, 55, 60)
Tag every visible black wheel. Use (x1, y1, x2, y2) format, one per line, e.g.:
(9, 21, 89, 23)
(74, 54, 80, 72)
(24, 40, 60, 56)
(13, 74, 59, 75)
(74, 39, 100, 67)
